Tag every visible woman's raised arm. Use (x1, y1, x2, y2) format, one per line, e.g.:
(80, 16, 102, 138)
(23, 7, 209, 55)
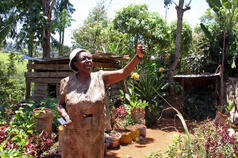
(102, 41, 145, 87)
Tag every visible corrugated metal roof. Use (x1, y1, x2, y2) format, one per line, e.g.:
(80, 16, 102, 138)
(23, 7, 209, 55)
(173, 73, 220, 78)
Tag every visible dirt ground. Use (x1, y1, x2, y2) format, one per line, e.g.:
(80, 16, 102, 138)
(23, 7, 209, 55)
(105, 128, 179, 158)
(105, 118, 196, 158)
(42, 118, 197, 158)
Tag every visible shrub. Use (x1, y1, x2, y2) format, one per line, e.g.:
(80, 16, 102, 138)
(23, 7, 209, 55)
(0, 52, 25, 115)
(145, 150, 163, 158)
(112, 104, 135, 129)
(0, 106, 54, 157)
(131, 55, 181, 127)
(183, 90, 217, 121)
(165, 120, 238, 158)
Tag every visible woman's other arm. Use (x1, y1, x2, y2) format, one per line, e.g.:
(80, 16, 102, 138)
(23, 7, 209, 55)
(57, 95, 72, 126)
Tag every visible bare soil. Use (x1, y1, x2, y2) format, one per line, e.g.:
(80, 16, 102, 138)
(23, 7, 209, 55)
(105, 118, 197, 158)
(42, 118, 198, 158)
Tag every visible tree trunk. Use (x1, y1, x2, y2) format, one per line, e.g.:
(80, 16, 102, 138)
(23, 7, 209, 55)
(169, 2, 184, 81)
(168, 0, 190, 94)
(62, 29, 65, 45)
(59, 31, 62, 56)
(42, 22, 51, 58)
(41, 0, 56, 59)
(220, 29, 226, 106)
(26, 37, 33, 99)
(58, 30, 65, 56)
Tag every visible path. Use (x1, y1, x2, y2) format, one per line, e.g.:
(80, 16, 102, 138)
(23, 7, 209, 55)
(105, 118, 194, 158)
(105, 129, 180, 158)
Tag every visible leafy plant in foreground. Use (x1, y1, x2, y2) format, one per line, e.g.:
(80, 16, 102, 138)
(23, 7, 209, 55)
(0, 107, 54, 157)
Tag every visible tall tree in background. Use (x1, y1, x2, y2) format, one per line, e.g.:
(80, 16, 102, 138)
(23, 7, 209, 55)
(1, 0, 75, 58)
(0, 0, 17, 47)
(53, 0, 75, 56)
(73, 1, 108, 53)
(113, 4, 170, 57)
(163, 0, 192, 91)
(16, 1, 44, 58)
(41, 0, 56, 58)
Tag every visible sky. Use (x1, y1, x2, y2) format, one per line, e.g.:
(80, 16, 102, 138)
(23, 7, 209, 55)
(63, 0, 209, 46)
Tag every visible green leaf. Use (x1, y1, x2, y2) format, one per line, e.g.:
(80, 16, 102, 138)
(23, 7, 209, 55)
(161, 83, 169, 90)
(223, 1, 232, 9)
(207, 0, 222, 13)
(231, 59, 236, 69)
(125, 93, 130, 102)
(200, 23, 213, 41)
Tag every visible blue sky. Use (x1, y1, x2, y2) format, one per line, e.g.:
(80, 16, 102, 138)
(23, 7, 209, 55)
(64, 0, 209, 46)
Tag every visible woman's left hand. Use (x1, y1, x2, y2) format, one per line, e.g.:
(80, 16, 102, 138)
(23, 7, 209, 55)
(136, 41, 145, 58)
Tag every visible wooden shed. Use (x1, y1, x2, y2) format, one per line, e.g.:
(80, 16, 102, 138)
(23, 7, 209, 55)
(173, 73, 220, 95)
(24, 53, 129, 101)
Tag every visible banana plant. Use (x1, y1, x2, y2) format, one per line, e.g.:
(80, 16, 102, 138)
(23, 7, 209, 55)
(200, 23, 213, 41)
(201, 0, 238, 105)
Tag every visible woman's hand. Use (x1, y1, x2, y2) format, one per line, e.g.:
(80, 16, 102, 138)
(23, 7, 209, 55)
(102, 41, 145, 87)
(136, 41, 145, 58)
(57, 99, 72, 127)
(61, 111, 72, 127)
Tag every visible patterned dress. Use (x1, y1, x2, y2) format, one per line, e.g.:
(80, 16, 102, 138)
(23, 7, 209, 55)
(60, 71, 105, 158)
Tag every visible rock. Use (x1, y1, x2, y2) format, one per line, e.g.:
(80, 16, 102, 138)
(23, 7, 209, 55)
(127, 124, 147, 137)
(130, 129, 140, 142)
(120, 132, 132, 145)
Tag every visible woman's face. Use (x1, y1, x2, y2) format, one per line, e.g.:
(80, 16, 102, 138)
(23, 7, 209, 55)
(74, 51, 93, 73)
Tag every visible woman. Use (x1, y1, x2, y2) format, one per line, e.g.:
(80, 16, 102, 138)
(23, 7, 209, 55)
(57, 41, 145, 158)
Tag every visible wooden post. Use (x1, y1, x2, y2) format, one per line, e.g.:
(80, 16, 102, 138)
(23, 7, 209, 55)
(25, 78, 31, 99)
(25, 60, 32, 99)
(181, 78, 184, 96)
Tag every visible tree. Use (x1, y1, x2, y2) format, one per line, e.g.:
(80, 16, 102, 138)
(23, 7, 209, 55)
(73, 2, 132, 56)
(164, 0, 192, 91)
(201, 0, 238, 105)
(113, 4, 170, 57)
(52, 0, 75, 56)
(170, 21, 192, 57)
(41, 0, 56, 58)
(16, 1, 45, 58)
(0, 0, 17, 47)
(73, 1, 109, 53)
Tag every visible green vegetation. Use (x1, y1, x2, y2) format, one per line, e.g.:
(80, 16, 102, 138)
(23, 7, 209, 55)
(0, 52, 27, 75)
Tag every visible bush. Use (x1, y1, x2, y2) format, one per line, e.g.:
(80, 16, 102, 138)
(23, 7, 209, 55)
(0, 107, 54, 157)
(0, 52, 26, 111)
(183, 90, 217, 121)
(164, 120, 238, 158)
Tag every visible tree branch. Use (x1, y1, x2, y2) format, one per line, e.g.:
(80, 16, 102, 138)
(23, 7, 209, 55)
(48, 0, 56, 19)
(186, 0, 192, 7)
(172, 0, 177, 6)
(183, 6, 191, 12)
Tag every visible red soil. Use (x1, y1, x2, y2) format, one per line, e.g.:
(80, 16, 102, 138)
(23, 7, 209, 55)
(105, 118, 196, 158)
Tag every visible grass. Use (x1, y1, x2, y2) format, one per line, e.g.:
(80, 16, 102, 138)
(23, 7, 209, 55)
(0, 51, 28, 75)
(0, 51, 28, 93)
